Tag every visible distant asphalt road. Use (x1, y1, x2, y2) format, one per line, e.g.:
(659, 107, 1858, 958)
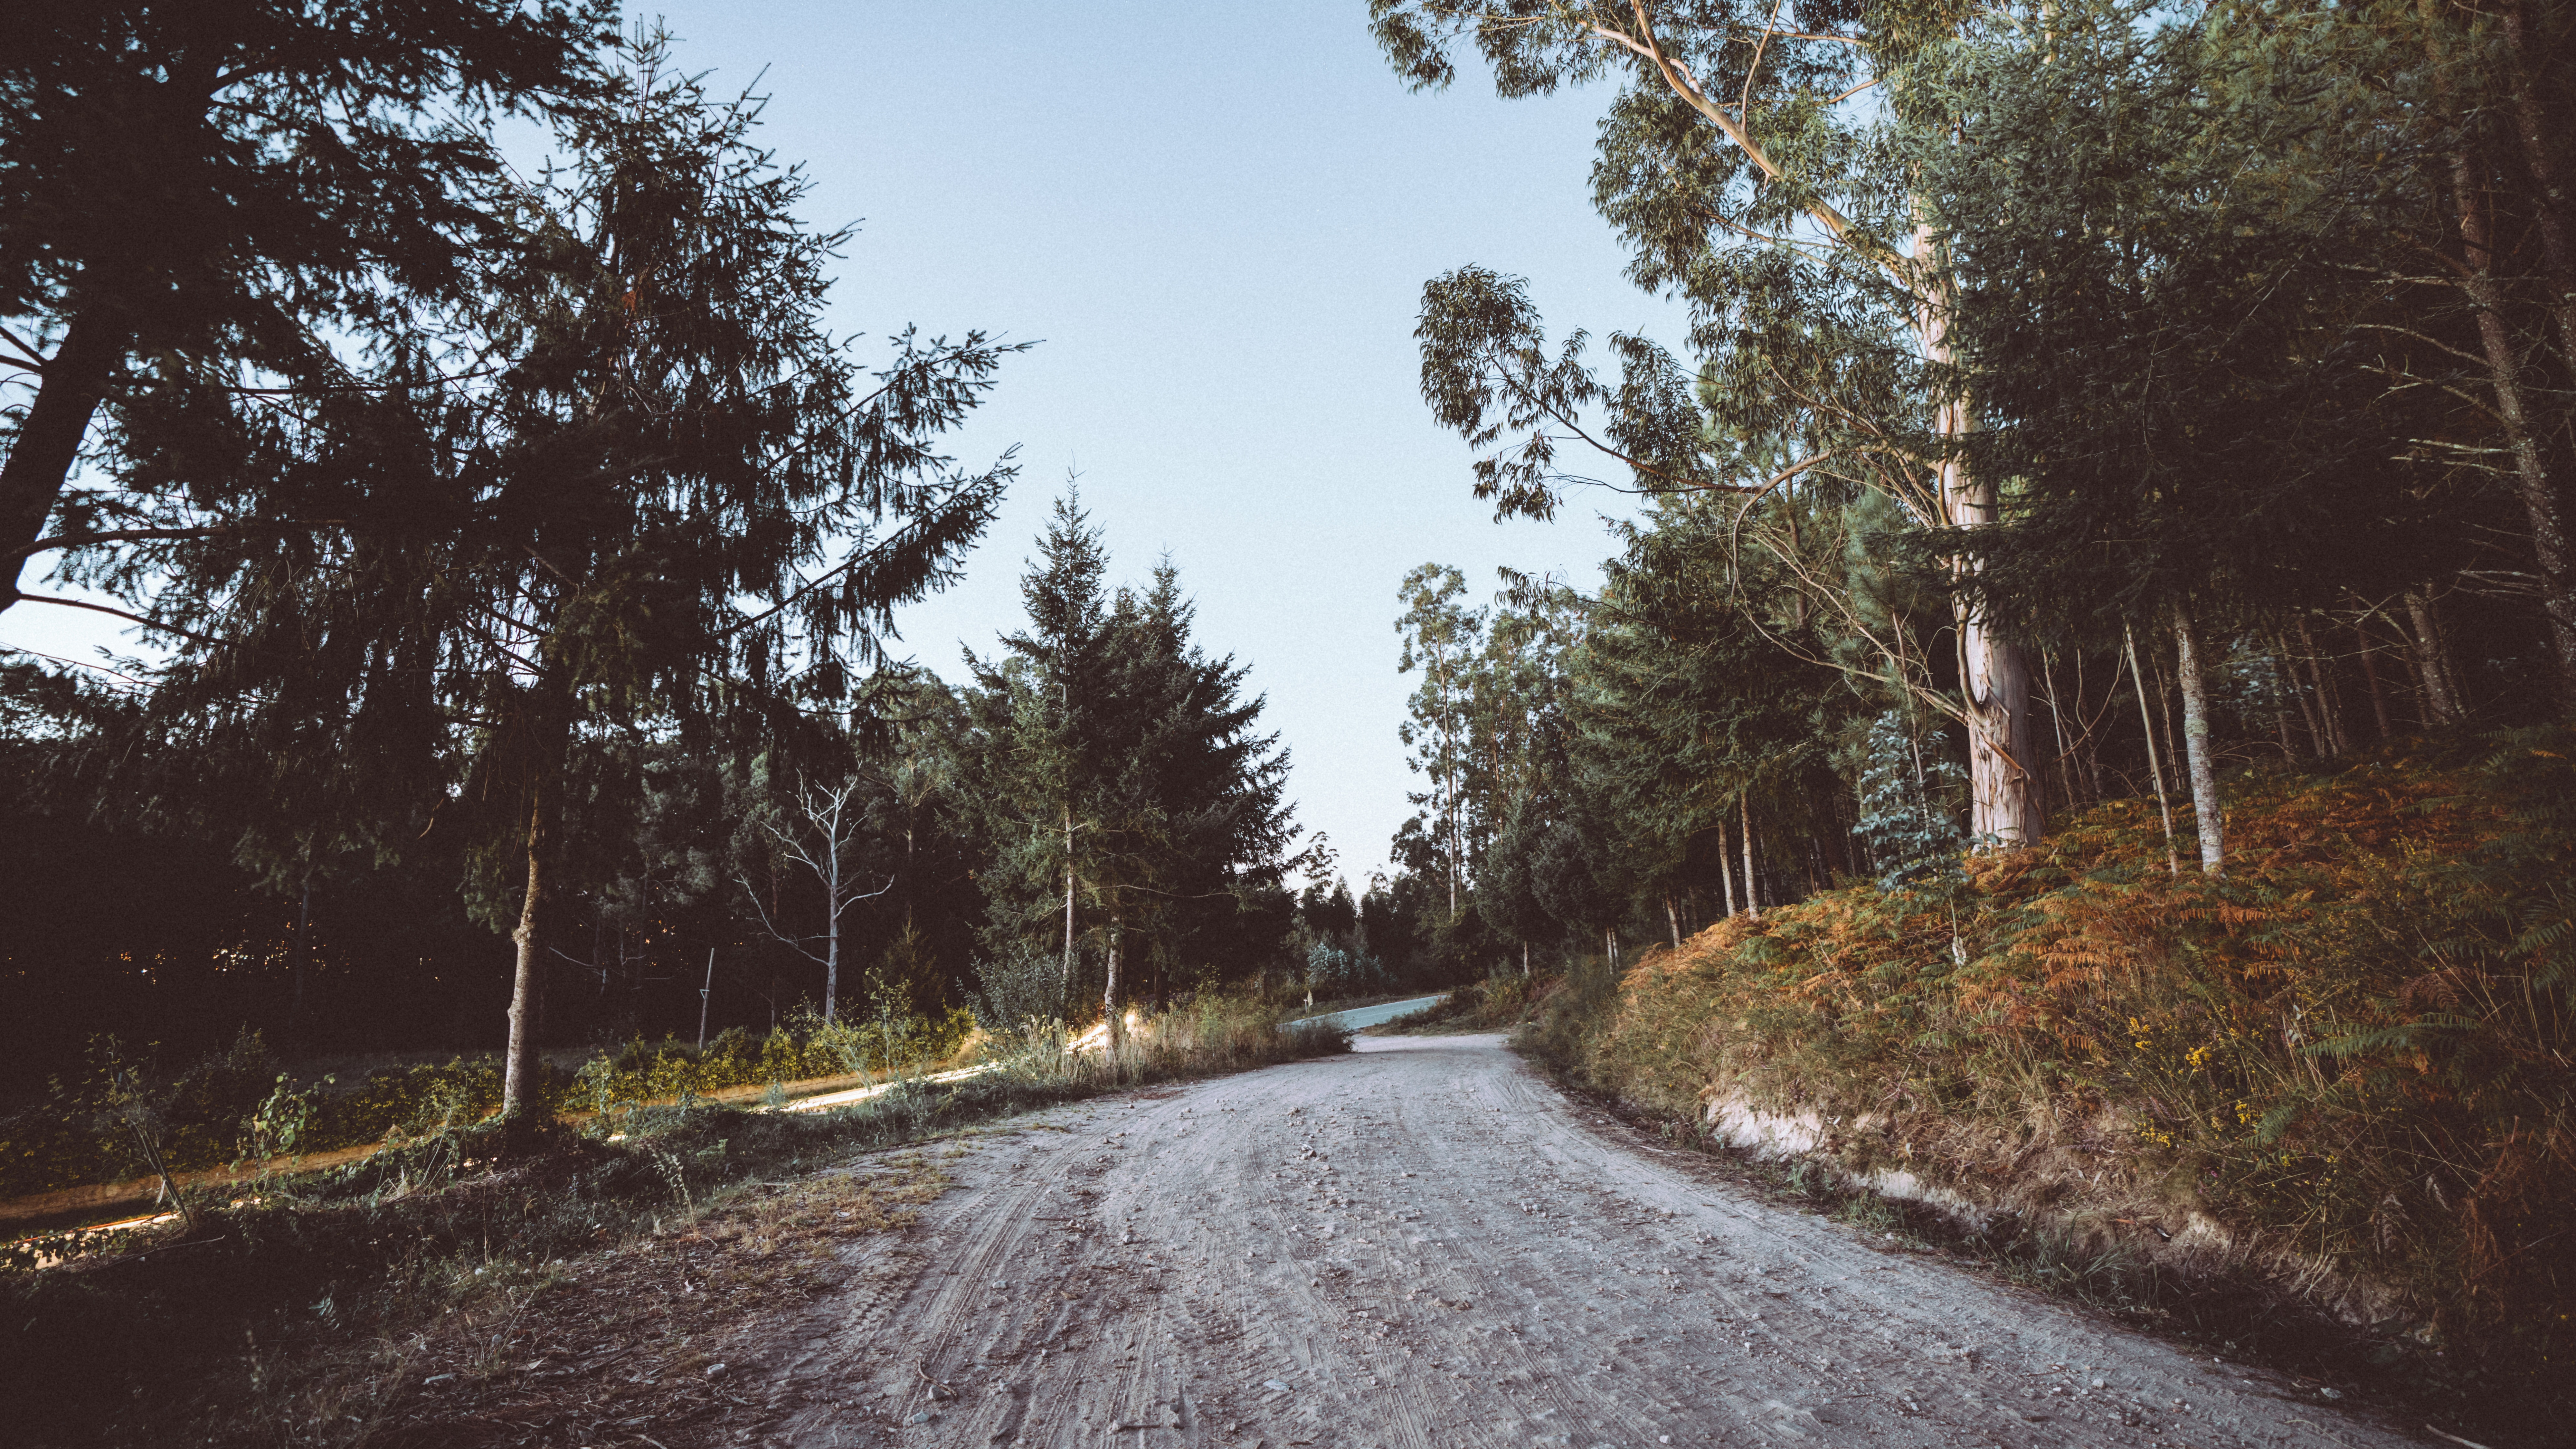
(1299, 994, 1450, 1032)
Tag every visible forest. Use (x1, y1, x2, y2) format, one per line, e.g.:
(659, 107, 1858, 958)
(0, 14, 1329, 1116)
(2, 0, 2574, 1430)
(1336, 0, 2576, 1406)
(1344, 0, 2575, 958)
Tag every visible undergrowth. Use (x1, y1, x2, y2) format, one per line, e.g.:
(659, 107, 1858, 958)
(1380, 973, 1552, 1033)
(0, 1007, 980, 1202)
(0, 992, 1346, 1447)
(1526, 728, 2573, 1433)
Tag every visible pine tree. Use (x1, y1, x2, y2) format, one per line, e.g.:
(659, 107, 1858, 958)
(1, 0, 610, 614)
(132, 34, 1023, 1114)
(966, 503, 1299, 1038)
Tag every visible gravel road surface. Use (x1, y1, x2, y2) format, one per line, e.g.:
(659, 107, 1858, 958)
(759, 1032, 2424, 1448)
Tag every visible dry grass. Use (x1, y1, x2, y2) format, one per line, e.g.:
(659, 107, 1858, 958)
(1526, 730, 2574, 1431)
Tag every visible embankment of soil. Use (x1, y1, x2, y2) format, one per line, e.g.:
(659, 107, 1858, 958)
(1513, 731, 2575, 1413)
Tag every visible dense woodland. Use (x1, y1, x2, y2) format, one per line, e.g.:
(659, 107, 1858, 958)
(0, 9, 1317, 1105)
(1337, 0, 2576, 975)
(4, 4, 2573, 1429)
(3, 0, 2572, 1101)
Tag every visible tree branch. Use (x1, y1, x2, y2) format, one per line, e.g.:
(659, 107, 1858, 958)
(13, 593, 230, 647)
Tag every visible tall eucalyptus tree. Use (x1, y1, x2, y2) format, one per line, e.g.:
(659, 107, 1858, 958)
(1370, 0, 2050, 844)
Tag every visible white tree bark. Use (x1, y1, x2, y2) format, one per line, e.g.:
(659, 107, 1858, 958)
(2171, 607, 2226, 875)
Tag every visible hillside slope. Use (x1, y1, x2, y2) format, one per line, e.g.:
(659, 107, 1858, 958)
(1537, 731, 2573, 1416)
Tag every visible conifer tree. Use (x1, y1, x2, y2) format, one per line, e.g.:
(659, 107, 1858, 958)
(132, 33, 1023, 1114)
(965, 497, 1299, 1036)
(1, 0, 611, 614)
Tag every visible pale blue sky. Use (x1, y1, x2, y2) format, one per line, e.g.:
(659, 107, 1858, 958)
(2, 2, 1685, 884)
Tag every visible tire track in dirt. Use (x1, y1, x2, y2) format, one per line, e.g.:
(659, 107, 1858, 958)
(750, 1034, 2431, 1449)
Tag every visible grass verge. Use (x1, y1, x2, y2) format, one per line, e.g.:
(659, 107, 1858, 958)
(1376, 974, 1551, 1034)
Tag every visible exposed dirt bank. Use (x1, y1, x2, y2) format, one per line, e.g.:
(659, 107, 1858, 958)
(700, 1033, 2431, 1449)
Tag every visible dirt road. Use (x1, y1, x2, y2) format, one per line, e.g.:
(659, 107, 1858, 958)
(755, 1033, 2425, 1448)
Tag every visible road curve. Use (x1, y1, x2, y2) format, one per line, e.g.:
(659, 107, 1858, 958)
(1298, 994, 1450, 1033)
(758, 1033, 2422, 1449)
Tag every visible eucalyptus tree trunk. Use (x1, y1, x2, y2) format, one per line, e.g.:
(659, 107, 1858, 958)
(1103, 911, 1125, 1054)
(1612, 9, 2047, 845)
(1917, 241, 2046, 847)
(2405, 590, 2464, 725)
(2170, 607, 2226, 875)
(1739, 798, 1761, 924)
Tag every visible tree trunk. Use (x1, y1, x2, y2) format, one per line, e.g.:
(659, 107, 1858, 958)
(2124, 622, 2182, 875)
(1103, 911, 1125, 1055)
(822, 847, 842, 1025)
(503, 775, 556, 1118)
(1604, 927, 1619, 968)
(1954, 503, 2045, 843)
(2042, 648, 2077, 812)
(2172, 606, 2226, 875)
(2297, 617, 2349, 755)
(2405, 589, 2465, 725)
(1665, 895, 1682, 950)
(1739, 799, 1760, 923)
(2074, 648, 2105, 800)
(1521, 941, 1531, 977)
(1914, 213, 2046, 848)
(286, 872, 314, 1040)
(2354, 610, 2394, 741)
(697, 948, 714, 1052)
(2281, 633, 2323, 757)
(2500, 0, 2576, 373)
(0, 306, 124, 611)
(1061, 805, 1077, 994)
(2437, 114, 2576, 708)
(1718, 816, 1739, 918)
